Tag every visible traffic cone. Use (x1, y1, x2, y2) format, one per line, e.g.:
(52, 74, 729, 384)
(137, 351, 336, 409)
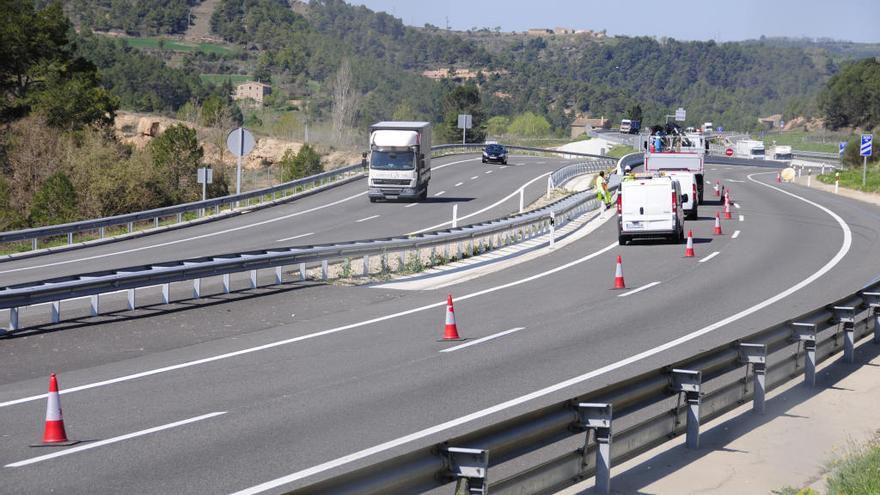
(440, 294, 463, 341)
(776, 172, 782, 183)
(713, 212, 723, 235)
(33, 373, 78, 447)
(713, 181, 720, 197)
(613, 255, 626, 289)
(723, 195, 732, 219)
(685, 230, 695, 257)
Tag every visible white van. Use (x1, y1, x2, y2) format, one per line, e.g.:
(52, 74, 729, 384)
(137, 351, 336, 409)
(617, 176, 686, 245)
(663, 171, 698, 220)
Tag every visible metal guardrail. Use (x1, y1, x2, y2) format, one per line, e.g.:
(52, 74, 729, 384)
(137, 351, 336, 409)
(279, 284, 880, 495)
(0, 163, 366, 251)
(0, 157, 621, 331)
(792, 150, 841, 163)
(0, 144, 612, 256)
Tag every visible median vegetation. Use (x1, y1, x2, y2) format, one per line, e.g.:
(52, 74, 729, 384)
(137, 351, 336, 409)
(774, 436, 880, 495)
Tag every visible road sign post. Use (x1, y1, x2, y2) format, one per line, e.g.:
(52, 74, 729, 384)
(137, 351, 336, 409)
(860, 134, 872, 187)
(227, 127, 256, 204)
(457, 114, 472, 145)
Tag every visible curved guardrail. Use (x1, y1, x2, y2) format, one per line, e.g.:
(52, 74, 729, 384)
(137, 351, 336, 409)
(0, 144, 613, 257)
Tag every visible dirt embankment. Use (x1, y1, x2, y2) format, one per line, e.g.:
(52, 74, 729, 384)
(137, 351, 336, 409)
(113, 112, 361, 170)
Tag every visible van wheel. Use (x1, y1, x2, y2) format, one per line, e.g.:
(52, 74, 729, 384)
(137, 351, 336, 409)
(618, 235, 628, 246)
(369, 197, 377, 203)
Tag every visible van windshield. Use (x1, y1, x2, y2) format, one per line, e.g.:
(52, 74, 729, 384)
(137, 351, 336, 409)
(371, 150, 415, 170)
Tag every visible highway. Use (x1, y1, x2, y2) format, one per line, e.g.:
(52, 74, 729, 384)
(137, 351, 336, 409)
(1, 160, 879, 494)
(0, 154, 576, 287)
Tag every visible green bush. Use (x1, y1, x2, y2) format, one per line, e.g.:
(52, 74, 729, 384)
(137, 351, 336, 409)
(825, 440, 880, 495)
(280, 144, 323, 181)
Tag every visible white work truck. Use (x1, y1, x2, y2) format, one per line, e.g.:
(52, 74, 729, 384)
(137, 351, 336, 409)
(643, 150, 705, 204)
(617, 175, 686, 245)
(367, 121, 432, 202)
(735, 139, 765, 160)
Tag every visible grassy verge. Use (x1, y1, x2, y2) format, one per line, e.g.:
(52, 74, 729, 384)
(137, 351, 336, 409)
(200, 73, 252, 85)
(122, 37, 233, 55)
(818, 165, 880, 193)
(606, 144, 635, 159)
(774, 437, 880, 495)
(756, 130, 849, 154)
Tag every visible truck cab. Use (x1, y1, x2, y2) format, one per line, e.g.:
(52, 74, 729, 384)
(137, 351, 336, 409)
(367, 122, 432, 202)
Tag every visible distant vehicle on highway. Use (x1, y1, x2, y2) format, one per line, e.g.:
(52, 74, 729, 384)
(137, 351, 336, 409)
(620, 119, 641, 134)
(617, 175, 686, 245)
(367, 121, 432, 202)
(735, 139, 766, 160)
(772, 145, 793, 161)
(702, 122, 714, 134)
(482, 143, 508, 164)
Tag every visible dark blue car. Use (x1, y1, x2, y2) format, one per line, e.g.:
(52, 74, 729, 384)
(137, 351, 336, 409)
(482, 144, 508, 164)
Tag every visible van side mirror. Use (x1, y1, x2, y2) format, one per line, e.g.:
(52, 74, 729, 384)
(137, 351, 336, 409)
(681, 194, 689, 203)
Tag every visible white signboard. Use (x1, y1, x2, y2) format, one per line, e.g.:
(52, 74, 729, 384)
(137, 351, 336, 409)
(197, 167, 213, 184)
(674, 107, 686, 122)
(457, 114, 473, 129)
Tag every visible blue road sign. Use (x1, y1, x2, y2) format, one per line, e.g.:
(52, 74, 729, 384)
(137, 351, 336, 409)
(717, 126, 724, 132)
(839, 142, 847, 155)
(861, 134, 873, 157)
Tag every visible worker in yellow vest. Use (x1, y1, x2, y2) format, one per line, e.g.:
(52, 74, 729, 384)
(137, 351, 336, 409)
(595, 171, 612, 209)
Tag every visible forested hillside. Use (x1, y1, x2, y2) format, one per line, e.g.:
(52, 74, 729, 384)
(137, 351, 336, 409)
(58, 0, 199, 35)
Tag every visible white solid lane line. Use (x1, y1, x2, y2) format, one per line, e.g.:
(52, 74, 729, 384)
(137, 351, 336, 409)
(404, 203, 418, 208)
(0, 241, 619, 409)
(439, 327, 524, 353)
(728, 179, 745, 183)
(699, 251, 720, 263)
(433, 191, 446, 197)
(454, 182, 464, 187)
(617, 282, 661, 298)
(356, 215, 380, 223)
(0, 157, 481, 276)
(275, 232, 314, 243)
(485, 170, 493, 174)
(732, 230, 741, 239)
(739, 215, 744, 222)
(5, 412, 226, 468)
(227, 173, 852, 495)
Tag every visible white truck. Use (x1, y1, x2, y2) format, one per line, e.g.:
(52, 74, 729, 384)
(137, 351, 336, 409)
(735, 139, 765, 160)
(617, 175, 686, 245)
(702, 122, 714, 134)
(367, 121, 432, 202)
(773, 145, 793, 161)
(643, 150, 705, 204)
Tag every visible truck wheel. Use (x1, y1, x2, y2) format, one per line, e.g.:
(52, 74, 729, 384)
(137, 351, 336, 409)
(419, 188, 428, 200)
(369, 197, 377, 203)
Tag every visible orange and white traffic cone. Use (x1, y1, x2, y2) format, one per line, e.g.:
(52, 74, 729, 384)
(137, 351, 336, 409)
(33, 373, 78, 447)
(714, 180, 720, 197)
(776, 171, 782, 183)
(440, 294, 463, 341)
(713, 212, 723, 235)
(613, 255, 626, 289)
(685, 230, 695, 257)
(723, 195, 732, 219)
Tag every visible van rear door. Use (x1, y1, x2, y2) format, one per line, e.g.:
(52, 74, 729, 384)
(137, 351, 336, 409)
(621, 179, 675, 233)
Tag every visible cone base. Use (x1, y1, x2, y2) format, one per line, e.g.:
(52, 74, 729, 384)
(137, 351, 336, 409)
(31, 440, 80, 448)
(438, 337, 466, 342)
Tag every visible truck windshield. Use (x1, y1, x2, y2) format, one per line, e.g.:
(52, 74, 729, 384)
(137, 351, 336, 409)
(371, 150, 415, 170)
(751, 149, 765, 156)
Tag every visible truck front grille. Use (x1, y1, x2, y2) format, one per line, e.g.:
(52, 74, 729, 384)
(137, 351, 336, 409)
(372, 179, 411, 185)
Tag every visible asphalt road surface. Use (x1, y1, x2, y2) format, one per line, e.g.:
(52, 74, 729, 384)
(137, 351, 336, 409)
(1, 161, 878, 495)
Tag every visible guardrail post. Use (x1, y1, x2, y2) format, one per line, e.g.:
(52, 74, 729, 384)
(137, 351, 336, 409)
(739, 343, 767, 414)
(275, 266, 283, 285)
(792, 322, 818, 386)
(223, 274, 230, 294)
(452, 204, 458, 229)
(549, 212, 556, 250)
(162, 283, 170, 304)
(90, 295, 99, 317)
(32, 238, 38, 250)
(671, 369, 702, 449)
(444, 447, 489, 495)
(177, 213, 183, 223)
(833, 306, 856, 363)
(362, 255, 369, 277)
(321, 260, 328, 280)
(154, 217, 159, 229)
(8, 307, 19, 332)
(51, 301, 60, 323)
(193, 279, 201, 299)
(127, 222, 133, 233)
(127, 289, 136, 311)
(99, 227, 105, 239)
(546, 176, 553, 198)
(250, 270, 258, 289)
(215, 205, 220, 215)
(862, 292, 880, 344)
(577, 402, 612, 494)
(299, 263, 306, 281)
(67, 232, 73, 245)
(519, 188, 524, 213)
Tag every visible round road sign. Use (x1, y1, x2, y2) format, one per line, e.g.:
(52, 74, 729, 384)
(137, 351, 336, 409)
(226, 127, 256, 158)
(725, 148, 734, 157)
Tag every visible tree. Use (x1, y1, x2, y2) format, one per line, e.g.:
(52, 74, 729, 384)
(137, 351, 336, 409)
(628, 104, 643, 122)
(28, 172, 78, 226)
(32, 68, 118, 129)
(508, 112, 551, 137)
(279, 144, 322, 181)
(486, 116, 509, 137)
(331, 58, 359, 145)
(439, 83, 486, 143)
(819, 58, 880, 130)
(0, 175, 22, 231)
(841, 134, 879, 168)
(149, 124, 203, 203)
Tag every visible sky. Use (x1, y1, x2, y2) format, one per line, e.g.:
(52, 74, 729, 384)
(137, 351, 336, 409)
(345, 0, 880, 43)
